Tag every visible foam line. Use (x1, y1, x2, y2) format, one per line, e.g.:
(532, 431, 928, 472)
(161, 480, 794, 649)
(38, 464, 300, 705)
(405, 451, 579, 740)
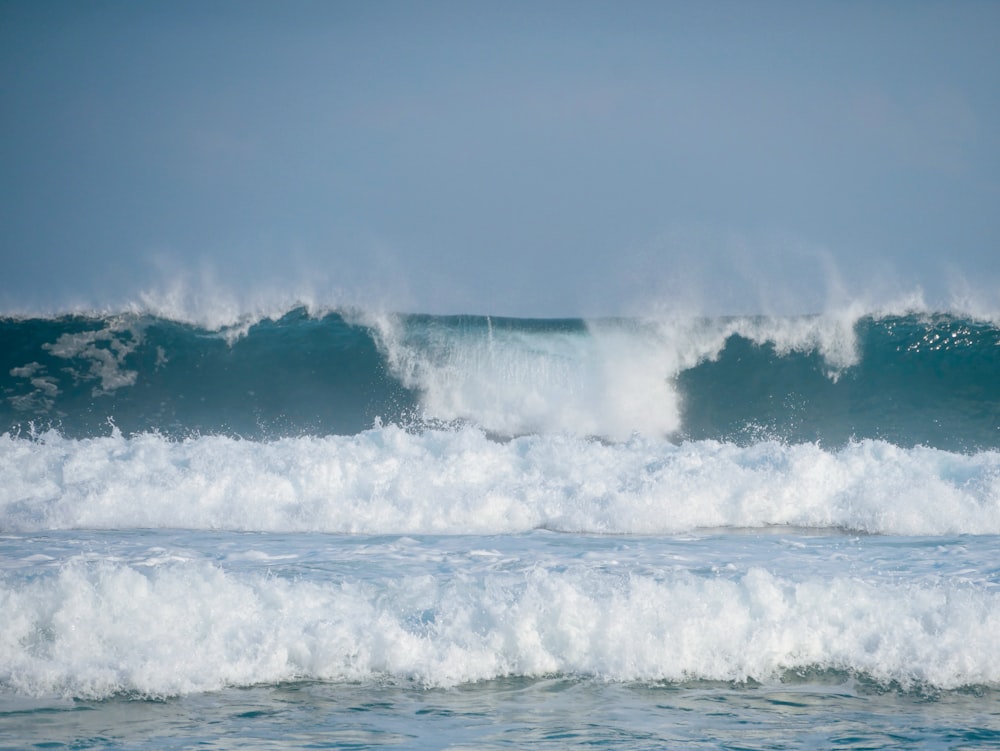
(3, 428, 998, 536)
(2, 559, 997, 698)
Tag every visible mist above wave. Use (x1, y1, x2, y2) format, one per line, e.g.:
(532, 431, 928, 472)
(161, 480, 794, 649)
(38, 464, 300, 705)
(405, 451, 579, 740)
(4, 270, 998, 329)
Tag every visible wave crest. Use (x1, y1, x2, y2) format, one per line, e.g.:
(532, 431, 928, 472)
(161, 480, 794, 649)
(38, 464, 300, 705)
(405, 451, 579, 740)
(4, 558, 998, 698)
(3, 428, 999, 536)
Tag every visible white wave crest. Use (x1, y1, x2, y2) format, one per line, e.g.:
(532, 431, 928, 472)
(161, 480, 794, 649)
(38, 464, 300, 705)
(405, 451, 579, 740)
(2, 559, 998, 698)
(367, 308, 870, 439)
(2, 428, 998, 536)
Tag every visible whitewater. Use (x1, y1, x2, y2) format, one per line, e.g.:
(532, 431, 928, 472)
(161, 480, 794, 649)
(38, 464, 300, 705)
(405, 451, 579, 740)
(2, 298, 1000, 749)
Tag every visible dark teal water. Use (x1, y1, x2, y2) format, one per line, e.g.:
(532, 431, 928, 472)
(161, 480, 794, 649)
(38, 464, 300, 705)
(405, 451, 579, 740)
(679, 314, 1000, 450)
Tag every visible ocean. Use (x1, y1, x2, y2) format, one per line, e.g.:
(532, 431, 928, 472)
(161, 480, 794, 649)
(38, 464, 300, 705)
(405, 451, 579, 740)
(2, 304, 999, 749)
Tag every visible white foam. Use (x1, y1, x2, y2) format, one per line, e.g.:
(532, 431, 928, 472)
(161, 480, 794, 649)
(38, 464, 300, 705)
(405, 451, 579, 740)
(6, 363, 60, 413)
(42, 324, 142, 395)
(367, 307, 881, 440)
(2, 428, 998, 536)
(2, 558, 997, 698)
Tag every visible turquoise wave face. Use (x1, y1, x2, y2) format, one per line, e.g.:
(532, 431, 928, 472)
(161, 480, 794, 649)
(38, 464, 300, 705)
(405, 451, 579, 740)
(679, 315, 1000, 451)
(0, 310, 416, 438)
(1, 309, 998, 450)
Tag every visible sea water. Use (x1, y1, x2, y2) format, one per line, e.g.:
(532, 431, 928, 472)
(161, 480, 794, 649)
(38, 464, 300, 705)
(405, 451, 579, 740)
(2, 306, 999, 749)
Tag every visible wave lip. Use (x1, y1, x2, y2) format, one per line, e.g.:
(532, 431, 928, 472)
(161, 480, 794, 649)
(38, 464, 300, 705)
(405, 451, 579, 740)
(3, 428, 999, 536)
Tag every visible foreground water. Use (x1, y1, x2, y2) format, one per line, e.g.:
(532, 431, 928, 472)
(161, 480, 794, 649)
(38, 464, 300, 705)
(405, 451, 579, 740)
(7, 676, 1000, 750)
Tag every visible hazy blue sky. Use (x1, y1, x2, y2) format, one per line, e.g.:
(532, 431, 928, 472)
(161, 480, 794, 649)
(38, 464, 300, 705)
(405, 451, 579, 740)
(2, 1, 998, 316)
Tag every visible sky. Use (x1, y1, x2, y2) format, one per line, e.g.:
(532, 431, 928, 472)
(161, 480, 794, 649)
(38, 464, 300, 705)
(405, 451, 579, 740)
(1, 0, 998, 318)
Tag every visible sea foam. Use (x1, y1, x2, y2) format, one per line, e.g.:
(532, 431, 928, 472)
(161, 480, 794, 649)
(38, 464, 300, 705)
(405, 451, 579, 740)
(2, 427, 998, 536)
(2, 557, 998, 698)
(367, 310, 865, 440)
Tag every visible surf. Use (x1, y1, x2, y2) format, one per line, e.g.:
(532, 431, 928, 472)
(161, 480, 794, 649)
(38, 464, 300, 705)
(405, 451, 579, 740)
(3, 427, 999, 536)
(4, 532, 1000, 698)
